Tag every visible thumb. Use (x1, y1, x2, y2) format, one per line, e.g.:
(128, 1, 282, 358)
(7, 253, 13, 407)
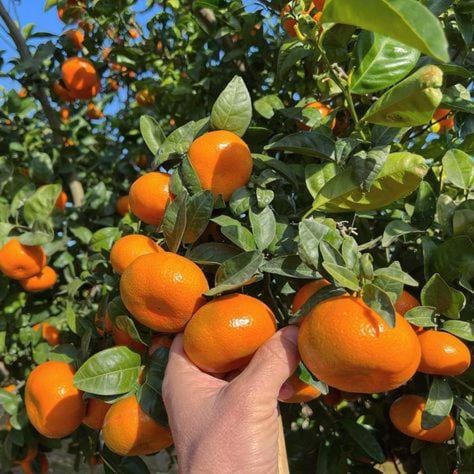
(233, 326, 300, 400)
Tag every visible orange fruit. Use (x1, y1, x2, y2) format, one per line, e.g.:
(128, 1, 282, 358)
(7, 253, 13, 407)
(95, 311, 113, 336)
(390, 395, 455, 443)
(431, 108, 455, 133)
(135, 89, 155, 106)
(128, 28, 140, 39)
(53, 81, 74, 102)
(16, 448, 49, 474)
(86, 102, 103, 119)
(183, 293, 277, 373)
(394, 290, 419, 315)
(116, 195, 130, 216)
(59, 107, 70, 123)
(298, 295, 421, 393)
(281, 2, 323, 37)
(64, 29, 84, 49)
(298, 101, 335, 130)
(149, 335, 173, 355)
(417, 330, 471, 376)
(33, 322, 60, 346)
(25, 361, 86, 438)
(83, 398, 111, 430)
(0, 239, 46, 280)
(108, 78, 120, 91)
(18, 88, 28, 98)
(281, 373, 321, 404)
(102, 395, 173, 456)
(55, 190, 68, 210)
(61, 57, 100, 100)
(112, 326, 147, 353)
(120, 252, 209, 332)
(110, 234, 162, 274)
(4, 384, 16, 392)
(129, 172, 171, 226)
(20, 266, 57, 292)
(292, 279, 330, 313)
(188, 130, 253, 201)
(57, 0, 83, 23)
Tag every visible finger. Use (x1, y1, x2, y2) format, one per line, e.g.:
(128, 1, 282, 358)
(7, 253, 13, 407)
(232, 326, 300, 400)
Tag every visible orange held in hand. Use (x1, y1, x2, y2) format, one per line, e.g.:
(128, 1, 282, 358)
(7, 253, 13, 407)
(298, 295, 421, 393)
(188, 130, 253, 201)
(183, 293, 277, 373)
(25, 361, 86, 438)
(110, 234, 162, 274)
(120, 252, 209, 332)
(417, 330, 471, 376)
(83, 398, 111, 430)
(0, 239, 46, 280)
(390, 395, 455, 443)
(32, 322, 60, 346)
(115, 195, 130, 216)
(102, 395, 173, 456)
(129, 172, 171, 226)
(20, 266, 57, 292)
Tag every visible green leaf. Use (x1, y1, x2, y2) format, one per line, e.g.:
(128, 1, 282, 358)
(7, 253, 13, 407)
(265, 132, 335, 161)
(90, 227, 121, 252)
(422, 378, 454, 429)
(254, 95, 284, 119)
(229, 187, 251, 215)
(421, 273, 466, 319)
(70, 226, 92, 244)
(212, 215, 256, 251)
(162, 191, 188, 253)
(211, 76, 251, 136)
(322, 262, 360, 291)
(206, 250, 264, 296)
(186, 243, 240, 265)
(322, 0, 449, 62)
(182, 191, 213, 245)
(298, 219, 335, 269)
(140, 115, 165, 156)
(404, 306, 437, 327)
(382, 220, 422, 247)
(23, 184, 61, 226)
(432, 236, 474, 285)
(373, 262, 419, 286)
(155, 121, 195, 166)
(420, 445, 450, 474)
(350, 31, 419, 94)
(305, 162, 337, 199)
(262, 255, 320, 279)
(411, 181, 437, 230)
(313, 152, 427, 212)
(73, 347, 141, 396)
(350, 147, 389, 192)
(137, 348, 169, 426)
(441, 321, 474, 342)
(340, 419, 385, 463)
(362, 283, 395, 327)
(442, 149, 474, 190)
(362, 65, 443, 127)
(297, 362, 329, 395)
(249, 206, 276, 251)
(277, 40, 311, 81)
(30, 152, 54, 183)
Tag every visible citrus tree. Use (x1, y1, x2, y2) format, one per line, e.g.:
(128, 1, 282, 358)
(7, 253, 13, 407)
(0, 0, 473, 472)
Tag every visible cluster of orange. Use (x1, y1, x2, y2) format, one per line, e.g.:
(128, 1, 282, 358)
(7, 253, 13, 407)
(281, 0, 325, 37)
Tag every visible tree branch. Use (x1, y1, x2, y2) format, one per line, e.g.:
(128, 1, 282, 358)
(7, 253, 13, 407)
(0, 1, 85, 207)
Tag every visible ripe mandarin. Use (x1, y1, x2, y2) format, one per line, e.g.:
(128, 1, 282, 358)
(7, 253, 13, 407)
(83, 398, 111, 430)
(112, 326, 147, 353)
(55, 190, 68, 210)
(25, 361, 86, 438)
(394, 290, 419, 315)
(188, 130, 253, 201)
(62, 57, 98, 93)
(390, 395, 455, 443)
(33, 322, 60, 346)
(280, 373, 321, 404)
(20, 266, 57, 292)
(183, 293, 277, 373)
(298, 101, 335, 131)
(431, 108, 455, 134)
(129, 172, 171, 226)
(298, 295, 421, 393)
(102, 396, 172, 456)
(120, 252, 209, 332)
(0, 239, 46, 280)
(110, 234, 162, 274)
(418, 330, 471, 376)
(116, 195, 130, 216)
(292, 279, 330, 313)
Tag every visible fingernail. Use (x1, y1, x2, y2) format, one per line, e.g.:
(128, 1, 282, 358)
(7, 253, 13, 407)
(280, 325, 299, 347)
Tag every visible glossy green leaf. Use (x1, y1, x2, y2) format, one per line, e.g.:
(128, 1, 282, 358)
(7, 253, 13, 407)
(162, 191, 188, 253)
(211, 76, 251, 136)
(432, 236, 474, 285)
(206, 250, 263, 296)
(442, 149, 474, 190)
(441, 320, 474, 342)
(362, 283, 395, 327)
(73, 347, 141, 396)
(322, 262, 361, 291)
(249, 206, 276, 251)
(182, 191, 213, 244)
(296, 362, 329, 395)
(305, 162, 337, 199)
(322, 0, 449, 62)
(412, 181, 437, 230)
(155, 121, 195, 166)
(404, 306, 437, 327)
(340, 419, 385, 463)
(140, 115, 165, 156)
(382, 220, 422, 247)
(421, 273, 466, 319)
(186, 243, 240, 265)
(422, 378, 453, 429)
(313, 152, 427, 212)
(90, 227, 121, 252)
(23, 184, 61, 226)
(350, 146, 389, 192)
(262, 255, 320, 279)
(363, 65, 443, 127)
(212, 215, 256, 251)
(350, 31, 419, 94)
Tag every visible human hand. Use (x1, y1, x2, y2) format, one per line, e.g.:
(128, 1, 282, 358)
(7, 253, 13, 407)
(163, 326, 300, 474)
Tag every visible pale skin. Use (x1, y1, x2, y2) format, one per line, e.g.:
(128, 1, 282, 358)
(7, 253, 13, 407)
(163, 326, 300, 473)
